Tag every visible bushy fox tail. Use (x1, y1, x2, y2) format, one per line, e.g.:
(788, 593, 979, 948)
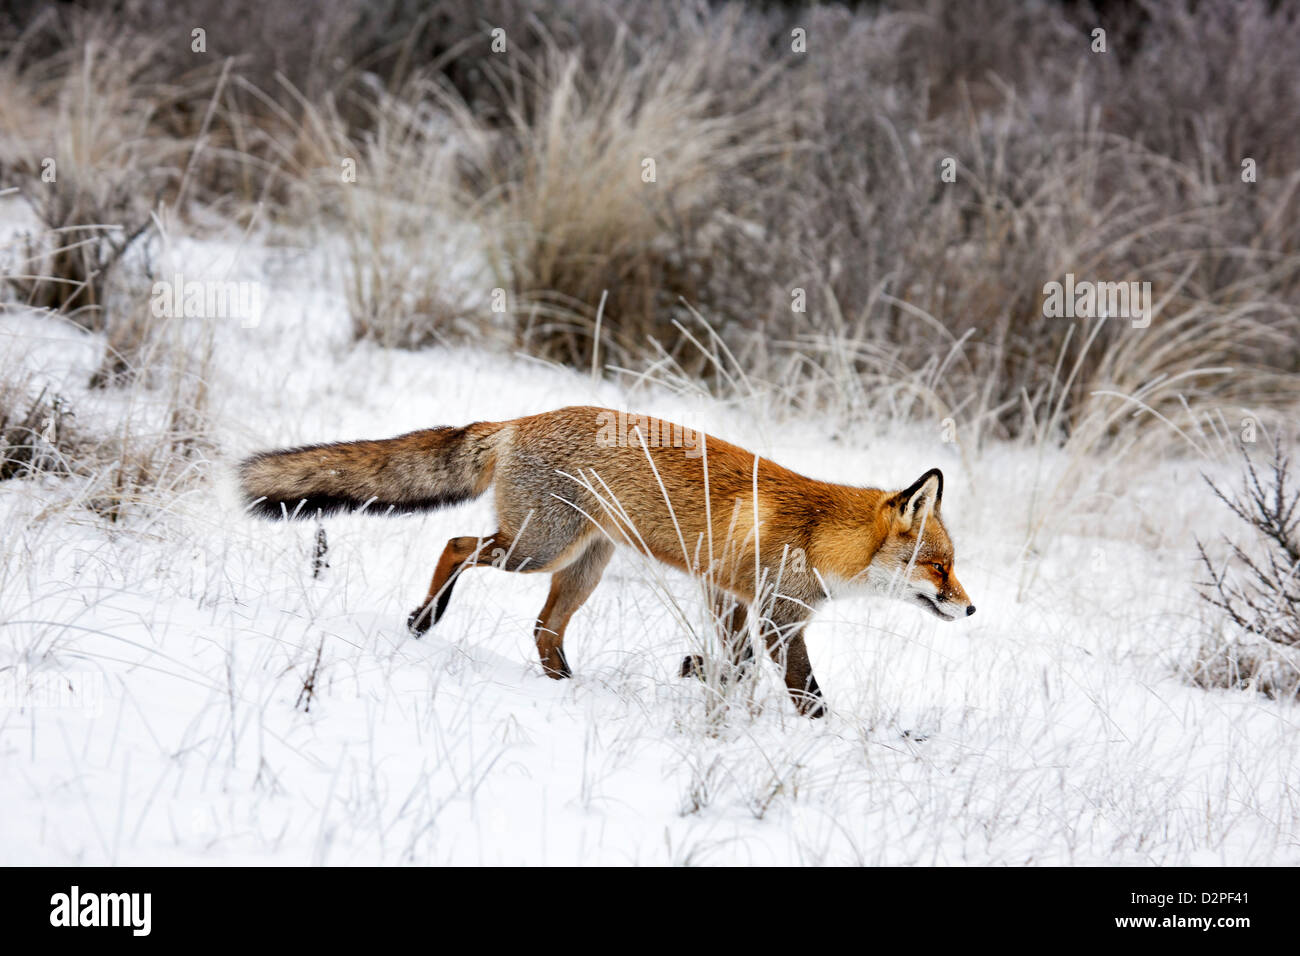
(239, 422, 503, 519)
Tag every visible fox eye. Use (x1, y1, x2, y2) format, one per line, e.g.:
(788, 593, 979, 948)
(932, 563, 945, 575)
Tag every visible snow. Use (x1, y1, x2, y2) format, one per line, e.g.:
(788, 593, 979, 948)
(1, 213, 1297, 865)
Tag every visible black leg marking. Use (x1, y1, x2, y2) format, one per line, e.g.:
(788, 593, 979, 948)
(432, 573, 458, 625)
(407, 567, 463, 636)
(552, 647, 572, 679)
(802, 675, 826, 719)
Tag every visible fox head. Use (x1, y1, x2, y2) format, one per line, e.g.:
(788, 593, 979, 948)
(871, 468, 975, 621)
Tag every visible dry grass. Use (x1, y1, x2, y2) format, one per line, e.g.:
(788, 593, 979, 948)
(376, 0, 1299, 448)
(5, 0, 1287, 452)
(0, 233, 214, 523)
(0, 367, 77, 481)
(3, 0, 1299, 527)
(0, 23, 176, 326)
(269, 18, 787, 361)
(459, 30, 787, 371)
(285, 76, 488, 348)
(0, 341, 212, 523)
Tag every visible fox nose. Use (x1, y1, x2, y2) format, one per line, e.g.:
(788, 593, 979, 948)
(966, 605, 976, 616)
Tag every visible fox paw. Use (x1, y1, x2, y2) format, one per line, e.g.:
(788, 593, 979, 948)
(679, 655, 751, 683)
(680, 654, 705, 679)
(542, 648, 572, 680)
(407, 606, 433, 636)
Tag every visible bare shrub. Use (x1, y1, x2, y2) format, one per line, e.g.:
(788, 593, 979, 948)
(1194, 447, 1300, 699)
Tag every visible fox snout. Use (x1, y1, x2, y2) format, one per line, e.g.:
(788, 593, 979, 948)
(912, 587, 974, 621)
(910, 565, 975, 621)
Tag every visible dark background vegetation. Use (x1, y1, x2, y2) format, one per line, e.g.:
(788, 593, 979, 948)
(3, 0, 1298, 449)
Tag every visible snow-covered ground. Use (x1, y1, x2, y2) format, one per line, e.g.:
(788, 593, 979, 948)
(2, 218, 1297, 865)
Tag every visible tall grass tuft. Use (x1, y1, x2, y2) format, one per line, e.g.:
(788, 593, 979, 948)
(0, 22, 175, 326)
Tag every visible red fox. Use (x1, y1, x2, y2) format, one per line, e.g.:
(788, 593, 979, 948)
(239, 406, 974, 717)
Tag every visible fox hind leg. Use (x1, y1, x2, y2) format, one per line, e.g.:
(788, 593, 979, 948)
(407, 531, 509, 635)
(533, 537, 614, 679)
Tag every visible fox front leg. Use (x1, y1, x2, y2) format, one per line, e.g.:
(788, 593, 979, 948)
(756, 606, 824, 718)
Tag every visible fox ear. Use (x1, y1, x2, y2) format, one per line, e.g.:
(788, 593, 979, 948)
(894, 468, 943, 531)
